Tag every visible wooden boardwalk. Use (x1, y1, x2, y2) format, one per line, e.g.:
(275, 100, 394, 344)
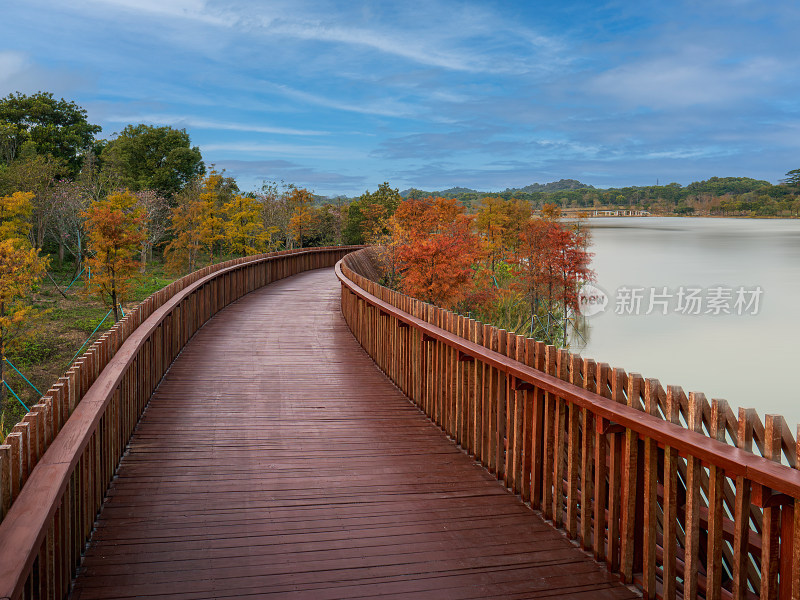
(70, 268, 637, 600)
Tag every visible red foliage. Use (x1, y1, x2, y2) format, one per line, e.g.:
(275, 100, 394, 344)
(511, 219, 593, 314)
(392, 197, 485, 308)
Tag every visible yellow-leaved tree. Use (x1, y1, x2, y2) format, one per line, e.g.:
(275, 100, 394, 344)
(0, 191, 48, 412)
(83, 191, 145, 322)
(223, 194, 273, 256)
(197, 171, 228, 264)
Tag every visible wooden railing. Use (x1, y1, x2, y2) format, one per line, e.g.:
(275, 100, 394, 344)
(0, 246, 360, 600)
(337, 248, 800, 600)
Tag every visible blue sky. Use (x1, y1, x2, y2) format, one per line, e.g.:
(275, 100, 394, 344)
(1, 0, 798, 196)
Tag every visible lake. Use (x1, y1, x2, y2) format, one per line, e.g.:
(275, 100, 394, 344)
(571, 217, 800, 429)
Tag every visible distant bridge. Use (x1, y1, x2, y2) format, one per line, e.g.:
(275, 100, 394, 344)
(0, 246, 797, 599)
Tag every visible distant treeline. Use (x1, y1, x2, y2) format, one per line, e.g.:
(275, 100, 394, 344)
(395, 176, 800, 217)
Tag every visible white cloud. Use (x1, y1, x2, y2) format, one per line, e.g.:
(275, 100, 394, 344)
(0, 50, 91, 97)
(0, 51, 27, 85)
(586, 26, 791, 111)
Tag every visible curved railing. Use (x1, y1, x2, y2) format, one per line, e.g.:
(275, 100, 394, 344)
(337, 248, 800, 600)
(0, 246, 360, 600)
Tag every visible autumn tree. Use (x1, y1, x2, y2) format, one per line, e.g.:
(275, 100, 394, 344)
(540, 202, 562, 221)
(195, 170, 239, 264)
(512, 218, 554, 318)
(287, 188, 315, 248)
(223, 193, 272, 256)
(83, 191, 145, 322)
(511, 218, 593, 343)
(474, 196, 532, 273)
(0, 191, 48, 409)
(475, 196, 507, 272)
(391, 197, 485, 308)
(164, 180, 205, 274)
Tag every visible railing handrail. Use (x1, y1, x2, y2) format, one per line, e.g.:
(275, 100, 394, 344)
(335, 258, 800, 501)
(0, 246, 361, 600)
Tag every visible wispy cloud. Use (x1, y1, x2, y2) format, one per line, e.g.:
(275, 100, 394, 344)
(589, 53, 784, 109)
(200, 142, 365, 161)
(265, 83, 415, 118)
(104, 114, 328, 136)
(71, 0, 236, 26)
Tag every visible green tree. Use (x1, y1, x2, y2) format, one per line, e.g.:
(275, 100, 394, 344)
(0, 91, 101, 176)
(782, 169, 800, 190)
(343, 200, 365, 245)
(358, 182, 402, 242)
(103, 124, 204, 197)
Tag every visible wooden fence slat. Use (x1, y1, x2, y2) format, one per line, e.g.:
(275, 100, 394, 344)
(760, 414, 783, 600)
(552, 349, 569, 528)
(620, 372, 642, 584)
(662, 385, 682, 600)
(580, 358, 596, 551)
(566, 353, 581, 539)
(732, 407, 756, 600)
(642, 378, 661, 599)
(683, 392, 705, 600)
(541, 345, 557, 520)
(593, 362, 610, 563)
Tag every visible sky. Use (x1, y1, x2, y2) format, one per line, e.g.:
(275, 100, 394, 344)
(1, 0, 799, 197)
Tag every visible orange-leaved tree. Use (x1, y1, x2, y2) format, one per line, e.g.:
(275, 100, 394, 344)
(391, 197, 485, 308)
(164, 179, 205, 274)
(511, 218, 593, 342)
(512, 218, 556, 317)
(287, 187, 315, 248)
(0, 191, 48, 410)
(83, 190, 145, 322)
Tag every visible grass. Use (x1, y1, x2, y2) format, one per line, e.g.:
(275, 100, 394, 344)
(1, 259, 178, 438)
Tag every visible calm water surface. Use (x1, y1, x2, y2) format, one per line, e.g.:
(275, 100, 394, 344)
(573, 217, 800, 428)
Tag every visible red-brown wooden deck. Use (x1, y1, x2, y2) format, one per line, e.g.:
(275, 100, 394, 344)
(70, 268, 637, 600)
